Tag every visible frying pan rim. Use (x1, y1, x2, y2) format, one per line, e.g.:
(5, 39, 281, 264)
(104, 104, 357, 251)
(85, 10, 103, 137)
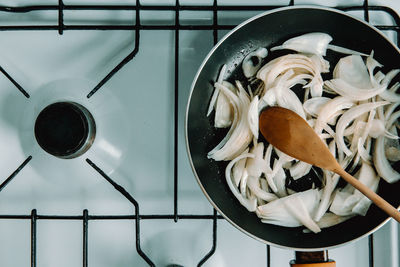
(185, 4, 400, 251)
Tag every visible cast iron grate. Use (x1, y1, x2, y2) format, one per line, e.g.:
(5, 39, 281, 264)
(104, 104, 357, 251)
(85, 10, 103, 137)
(0, 0, 398, 266)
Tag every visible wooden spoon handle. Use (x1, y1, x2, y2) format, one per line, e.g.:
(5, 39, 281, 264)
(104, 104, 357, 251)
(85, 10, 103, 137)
(335, 168, 400, 223)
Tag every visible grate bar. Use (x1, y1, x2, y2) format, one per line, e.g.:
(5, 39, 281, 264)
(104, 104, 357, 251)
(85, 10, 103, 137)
(86, 0, 140, 98)
(369, 234, 374, 267)
(58, 0, 64, 35)
(0, 66, 30, 98)
(0, 213, 224, 220)
(0, 4, 297, 12)
(31, 209, 37, 267)
(83, 209, 88, 267)
(364, 0, 370, 22)
(86, 158, 155, 266)
(0, 156, 32, 192)
(173, 0, 179, 223)
(0, 25, 236, 31)
(0, 24, 399, 32)
(197, 209, 218, 266)
(212, 0, 218, 45)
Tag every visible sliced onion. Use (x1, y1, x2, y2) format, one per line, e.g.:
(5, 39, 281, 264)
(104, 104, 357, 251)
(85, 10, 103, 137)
(315, 212, 355, 229)
(374, 135, 400, 183)
(314, 96, 355, 134)
(357, 137, 372, 162)
(290, 161, 312, 180)
(242, 48, 268, 78)
(207, 64, 227, 116)
(246, 141, 265, 178)
(273, 165, 288, 198)
(330, 190, 356, 216)
(284, 195, 321, 233)
(232, 148, 249, 187)
(208, 82, 253, 161)
(382, 69, 400, 85)
(257, 189, 320, 229)
(270, 32, 332, 56)
(324, 79, 387, 101)
(247, 96, 259, 139)
(314, 140, 337, 222)
(303, 97, 330, 117)
(247, 176, 278, 202)
(240, 170, 249, 198)
(214, 84, 234, 128)
(336, 101, 389, 156)
(380, 90, 400, 103)
(366, 51, 383, 86)
(257, 54, 323, 96)
(327, 44, 368, 57)
(262, 144, 278, 194)
(333, 55, 372, 88)
(225, 153, 257, 211)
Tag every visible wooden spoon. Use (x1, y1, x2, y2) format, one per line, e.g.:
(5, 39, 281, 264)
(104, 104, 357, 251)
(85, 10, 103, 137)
(259, 106, 400, 223)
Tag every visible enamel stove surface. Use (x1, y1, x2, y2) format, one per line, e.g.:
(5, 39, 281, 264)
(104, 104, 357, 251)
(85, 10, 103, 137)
(0, 0, 398, 267)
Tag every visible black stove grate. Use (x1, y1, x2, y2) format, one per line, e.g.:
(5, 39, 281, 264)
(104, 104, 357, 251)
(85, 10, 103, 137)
(0, 0, 398, 266)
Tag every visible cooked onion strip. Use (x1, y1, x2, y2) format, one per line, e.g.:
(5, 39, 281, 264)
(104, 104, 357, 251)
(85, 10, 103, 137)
(225, 153, 257, 211)
(336, 101, 389, 156)
(248, 176, 278, 202)
(207, 64, 227, 116)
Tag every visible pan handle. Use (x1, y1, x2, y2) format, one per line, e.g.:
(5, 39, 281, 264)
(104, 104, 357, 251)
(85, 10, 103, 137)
(290, 251, 335, 267)
(290, 263, 336, 267)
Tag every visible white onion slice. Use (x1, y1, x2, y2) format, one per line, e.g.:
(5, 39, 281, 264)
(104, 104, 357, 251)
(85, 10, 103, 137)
(336, 101, 389, 156)
(242, 48, 268, 78)
(290, 161, 312, 180)
(327, 44, 368, 57)
(247, 96, 259, 139)
(247, 176, 278, 202)
(225, 153, 257, 211)
(214, 86, 234, 128)
(270, 32, 332, 56)
(263, 144, 278, 194)
(366, 51, 383, 86)
(382, 69, 400, 85)
(273, 165, 288, 198)
(208, 82, 253, 161)
(246, 141, 265, 178)
(314, 96, 355, 134)
(232, 148, 249, 187)
(324, 79, 387, 101)
(257, 189, 320, 229)
(333, 55, 372, 88)
(313, 140, 337, 222)
(303, 97, 330, 118)
(374, 135, 400, 183)
(330, 190, 356, 216)
(315, 212, 355, 229)
(207, 64, 227, 116)
(284, 195, 321, 233)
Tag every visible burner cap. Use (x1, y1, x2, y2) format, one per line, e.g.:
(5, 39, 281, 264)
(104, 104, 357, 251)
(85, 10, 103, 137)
(34, 102, 96, 159)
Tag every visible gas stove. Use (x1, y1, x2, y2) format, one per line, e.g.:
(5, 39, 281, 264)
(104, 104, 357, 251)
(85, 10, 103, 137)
(0, 0, 398, 267)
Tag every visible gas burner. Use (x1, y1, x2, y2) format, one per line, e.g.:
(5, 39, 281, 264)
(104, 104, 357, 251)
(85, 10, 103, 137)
(34, 101, 96, 159)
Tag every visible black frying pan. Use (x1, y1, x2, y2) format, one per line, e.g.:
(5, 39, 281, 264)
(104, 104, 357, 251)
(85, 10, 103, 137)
(185, 6, 400, 250)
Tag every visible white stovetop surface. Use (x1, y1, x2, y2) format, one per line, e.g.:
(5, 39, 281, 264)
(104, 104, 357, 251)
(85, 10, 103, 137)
(0, 0, 398, 266)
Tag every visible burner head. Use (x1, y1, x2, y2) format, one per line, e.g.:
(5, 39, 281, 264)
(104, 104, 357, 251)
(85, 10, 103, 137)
(34, 102, 96, 159)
